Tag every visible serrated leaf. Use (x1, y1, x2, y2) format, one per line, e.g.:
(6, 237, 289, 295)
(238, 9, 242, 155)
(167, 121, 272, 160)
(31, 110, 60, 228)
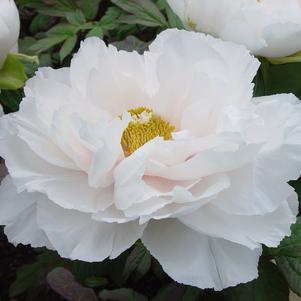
(276, 256, 301, 296)
(99, 288, 147, 301)
(0, 54, 27, 90)
(222, 261, 289, 301)
(47, 267, 99, 301)
(59, 35, 77, 61)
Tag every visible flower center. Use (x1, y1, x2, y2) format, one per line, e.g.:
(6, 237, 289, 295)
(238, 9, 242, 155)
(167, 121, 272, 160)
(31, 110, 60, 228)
(121, 107, 175, 156)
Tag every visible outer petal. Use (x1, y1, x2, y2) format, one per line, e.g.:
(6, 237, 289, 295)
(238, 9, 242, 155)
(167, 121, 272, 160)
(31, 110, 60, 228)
(213, 94, 301, 215)
(142, 219, 261, 290)
(0, 176, 53, 249)
(167, 0, 301, 57)
(0, 176, 35, 224)
(0, 0, 20, 67)
(179, 193, 297, 249)
(0, 118, 111, 213)
(37, 200, 146, 261)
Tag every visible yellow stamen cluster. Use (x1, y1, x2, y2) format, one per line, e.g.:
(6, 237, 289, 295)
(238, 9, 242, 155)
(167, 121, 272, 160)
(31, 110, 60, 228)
(121, 107, 175, 156)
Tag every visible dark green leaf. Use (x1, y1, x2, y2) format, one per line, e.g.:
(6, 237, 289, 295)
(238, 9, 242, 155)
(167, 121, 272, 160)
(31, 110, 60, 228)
(29, 35, 68, 53)
(47, 23, 78, 36)
(99, 288, 148, 301)
(65, 9, 86, 25)
(9, 251, 64, 298)
(276, 256, 301, 296)
(80, 0, 102, 20)
(86, 26, 104, 38)
(0, 89, 22, 112)
(151, 282, 186, 301)
(223, 261, 289, 301)
(59, 35, 77, 61)
(260, 59, 301, 98)
(111, 0, 168, 28)
(47, 267, 99, 301)
(29, 15, 51, 34)
(123, 241, 151, 282)
(85, 276, 109, 288)
(113, 36, 149, 53)
(0, 54, 27, 90)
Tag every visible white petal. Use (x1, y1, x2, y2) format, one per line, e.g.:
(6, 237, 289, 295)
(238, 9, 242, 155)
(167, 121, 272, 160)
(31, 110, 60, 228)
(180, 194, 297, 249)
(142, 219, 261, 290)
(147, 29, 259, 127)
(70, 38, 150, 114)
(0, 176, 35, 224)
(37, 200, 146, 261)
(167, 0, 301, 57)
(0, 180, 53, 249)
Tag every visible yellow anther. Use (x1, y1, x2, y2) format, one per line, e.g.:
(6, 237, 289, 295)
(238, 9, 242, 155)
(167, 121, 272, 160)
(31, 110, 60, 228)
(121, 107, 175, 156)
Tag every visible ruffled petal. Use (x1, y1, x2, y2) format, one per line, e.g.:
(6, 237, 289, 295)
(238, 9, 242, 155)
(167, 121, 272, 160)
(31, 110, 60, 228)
(180, 193, 297, 249)
(37, 200, 146, 261)
(147, 29, 259, 128)
(142, 219, 261, 290)
(70, 38, 151, 115)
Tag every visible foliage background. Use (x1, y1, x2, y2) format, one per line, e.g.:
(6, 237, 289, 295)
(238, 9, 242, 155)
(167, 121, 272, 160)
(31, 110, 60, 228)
(0, 0, 301, 300)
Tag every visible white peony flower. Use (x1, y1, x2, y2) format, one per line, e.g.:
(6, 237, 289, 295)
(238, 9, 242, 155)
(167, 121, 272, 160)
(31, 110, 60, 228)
(0, 29, 300, 290)
(0, 0, 20, 68)
(167, 0, 301, 58)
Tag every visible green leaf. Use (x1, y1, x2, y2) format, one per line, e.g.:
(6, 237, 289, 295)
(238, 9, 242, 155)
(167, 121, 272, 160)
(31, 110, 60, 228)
(29, 35, 68, 53)
(59, 35, 77, 61)
(151, 283, 187, 301)
(9, 251, 64, 298)
(276, 256, 301, 296)
(29, 15, 51, 34)
(111, 0, 168, 28)
(0, 89, 22, 112)
(80, 0, 102, 20)
(223, 261, 289, 301)
(47, 267, 99, 301)
(123, 241, 151, 282)
(0, 54, 27, 90)
(113, 36, 149, 53)
(85, 276, 109, 288)
(180, 287, 203, 301)
(99, 288, 148, 301)
(47, 23, 78, 36)
(259, 59, 301, 98)
(65, 9, 86, 25)
(86, 26, 104, 38)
